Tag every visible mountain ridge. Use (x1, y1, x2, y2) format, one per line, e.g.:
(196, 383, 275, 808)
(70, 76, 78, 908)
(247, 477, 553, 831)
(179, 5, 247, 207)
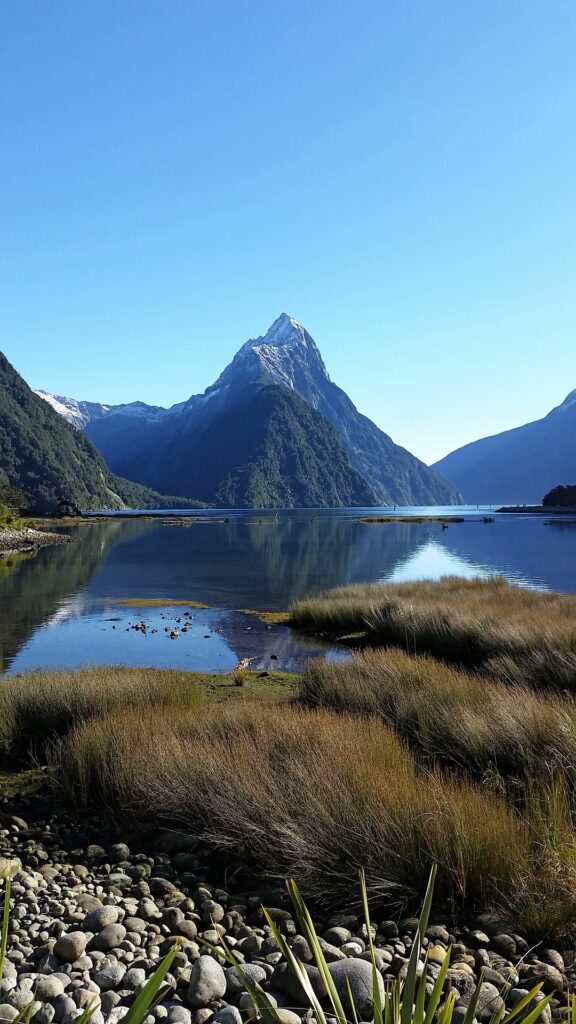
(38, 314, 462, 507)
(0, 353, 202, 513)
(434, 388, 576, 504)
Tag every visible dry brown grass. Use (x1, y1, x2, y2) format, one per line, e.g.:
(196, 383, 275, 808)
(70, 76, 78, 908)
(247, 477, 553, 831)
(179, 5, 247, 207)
(290, 576, 576, 688)
(50, 702, 576, 929)
(301, 649, 576, 783)
(0, 667, 204, 766)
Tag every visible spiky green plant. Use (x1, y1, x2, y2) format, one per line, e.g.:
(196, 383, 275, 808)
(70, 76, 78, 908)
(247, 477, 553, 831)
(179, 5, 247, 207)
(208, 865, 552, 1024)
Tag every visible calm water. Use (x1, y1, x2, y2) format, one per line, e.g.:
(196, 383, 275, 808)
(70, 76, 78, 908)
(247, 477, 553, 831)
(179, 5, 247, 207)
(2, 506, 576, 675)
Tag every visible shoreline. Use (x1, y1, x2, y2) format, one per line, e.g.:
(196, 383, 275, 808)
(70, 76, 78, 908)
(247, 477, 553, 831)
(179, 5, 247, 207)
(497, 505, 576, 514)
(0, 784, 570, 1024)
(0, 527, 73, 555)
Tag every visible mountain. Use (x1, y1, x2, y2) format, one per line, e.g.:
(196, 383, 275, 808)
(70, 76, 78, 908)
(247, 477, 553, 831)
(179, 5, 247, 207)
(146, 383, 376, 507)
(433, 389, 576, 504)
(38, 314, 461, 507)
(0, 352, 200, 513)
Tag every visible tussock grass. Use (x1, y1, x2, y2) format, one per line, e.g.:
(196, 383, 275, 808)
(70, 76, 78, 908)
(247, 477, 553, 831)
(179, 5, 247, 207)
(0, 667, 203, 766)
(50, 703, 576, 928)
(290, 576, 576, 688)
(301, 649, 576, 782)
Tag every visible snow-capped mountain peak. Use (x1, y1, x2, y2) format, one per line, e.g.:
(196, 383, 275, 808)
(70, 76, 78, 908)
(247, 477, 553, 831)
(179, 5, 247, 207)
(34, 391, 101, 430)
(248, 313, 309, 350)
(208, 314, 332, 400)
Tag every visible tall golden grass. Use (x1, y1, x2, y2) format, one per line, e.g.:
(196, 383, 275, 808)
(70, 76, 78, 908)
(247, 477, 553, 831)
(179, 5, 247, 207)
(50, 702, 576, 930)
(290, 576, 576, 687)
(0, 667, 203, 765)
(301, 648, 576, 782)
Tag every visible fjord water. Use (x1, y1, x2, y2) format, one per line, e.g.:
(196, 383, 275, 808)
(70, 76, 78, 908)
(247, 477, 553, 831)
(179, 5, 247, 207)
(2, 507, 576, 675)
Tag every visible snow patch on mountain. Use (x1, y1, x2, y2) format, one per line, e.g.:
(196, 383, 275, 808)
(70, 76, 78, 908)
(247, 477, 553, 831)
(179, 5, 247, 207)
(35, 391, 95, 429)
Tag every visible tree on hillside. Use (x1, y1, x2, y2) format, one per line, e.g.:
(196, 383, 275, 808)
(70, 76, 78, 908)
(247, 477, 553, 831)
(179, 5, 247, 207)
(0, 483, 29, 513)
(543, 485, 576, 507)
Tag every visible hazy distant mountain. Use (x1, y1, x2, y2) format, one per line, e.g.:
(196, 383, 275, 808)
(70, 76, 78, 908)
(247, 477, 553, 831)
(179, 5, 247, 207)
(433, 389, 576, 504)
(39, 314, 461, 507)
(0, 352, 199, 513)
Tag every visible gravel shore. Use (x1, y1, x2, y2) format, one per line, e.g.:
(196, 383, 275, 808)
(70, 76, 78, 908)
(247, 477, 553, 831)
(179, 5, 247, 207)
(0, 529, 72, 555)
(0, 793, 571, 1024)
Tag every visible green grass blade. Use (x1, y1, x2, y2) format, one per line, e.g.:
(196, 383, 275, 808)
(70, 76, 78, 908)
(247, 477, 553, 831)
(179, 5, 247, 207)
(360, 869, 383, 1024)
(423, 948, 451, 1024)
(286, 880, 348, 1024)
(384, 981, 394, 1024)
(261, 908, 327, 1024)
(417, 864, 437, 940)
(74, 999, 99, 1024)
(346, 977, 360, 1024)
(122, 942, 180, 1024)
(503, 985, 544, 1024)
(516, 994, 554, 1024)
(0, 877, 11, 985)
(462, 970, 486, 1024)
(204, 932, 283, 1024)
(438, 991, 457, 1024)
(413, 952, 429, 1024)
(399, 929, 422, 1024)
(11, 1004, 35, 1024)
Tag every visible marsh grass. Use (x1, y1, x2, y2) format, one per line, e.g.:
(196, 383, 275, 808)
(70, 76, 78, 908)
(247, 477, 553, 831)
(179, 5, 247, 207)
(290, 576, 576, 688)
(0, 667, 204, 766)
(50, 703, 576, 929)
(300, 648, 576, 783)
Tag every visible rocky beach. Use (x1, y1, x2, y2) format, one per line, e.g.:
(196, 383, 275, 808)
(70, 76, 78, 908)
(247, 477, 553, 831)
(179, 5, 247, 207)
(0, 792, 571, 1024)
(0, 530, 72, 556)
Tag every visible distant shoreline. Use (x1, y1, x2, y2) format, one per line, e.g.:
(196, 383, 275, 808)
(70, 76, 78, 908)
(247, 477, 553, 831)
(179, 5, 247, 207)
(497, 504, 576, 514)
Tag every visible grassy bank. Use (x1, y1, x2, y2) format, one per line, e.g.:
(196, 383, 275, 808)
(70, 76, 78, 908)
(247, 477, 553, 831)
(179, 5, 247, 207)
(51, 701, 571, 926)
(0, 667, 297, 766)
(5, 574, 576, 933)
(290, 575, 576, 689)
(301, 648, 576, 784)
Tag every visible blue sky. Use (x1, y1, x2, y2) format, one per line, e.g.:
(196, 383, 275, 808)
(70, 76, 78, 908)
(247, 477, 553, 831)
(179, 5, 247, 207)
(1, 0, 575, 464)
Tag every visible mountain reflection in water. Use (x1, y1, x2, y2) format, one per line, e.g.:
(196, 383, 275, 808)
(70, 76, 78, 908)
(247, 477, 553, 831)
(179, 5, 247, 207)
(2, 509, 576, 674)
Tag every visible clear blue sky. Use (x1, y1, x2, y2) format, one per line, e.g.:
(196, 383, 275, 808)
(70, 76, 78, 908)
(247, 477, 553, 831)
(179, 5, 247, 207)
(2, 0, 575, 464)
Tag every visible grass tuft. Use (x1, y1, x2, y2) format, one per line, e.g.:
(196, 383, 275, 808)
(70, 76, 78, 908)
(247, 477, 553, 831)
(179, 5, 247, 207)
(48, 702, 576, 930)
(290, 576, 576, 689)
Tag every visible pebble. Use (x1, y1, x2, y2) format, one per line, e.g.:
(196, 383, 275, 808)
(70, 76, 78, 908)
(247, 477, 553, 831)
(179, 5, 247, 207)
(0, 795, 569, 1024)
(327, 959, 385, 1020)
(187, 957, 227, 1008)
(83, 907, 120, 932)
(92, 925, 127, 953)
(54, 933, 87, 962)
(34, 976, 65, 1000)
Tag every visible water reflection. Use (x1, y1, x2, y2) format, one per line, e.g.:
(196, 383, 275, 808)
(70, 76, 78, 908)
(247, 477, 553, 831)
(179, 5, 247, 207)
(2, 511, 576, 674)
